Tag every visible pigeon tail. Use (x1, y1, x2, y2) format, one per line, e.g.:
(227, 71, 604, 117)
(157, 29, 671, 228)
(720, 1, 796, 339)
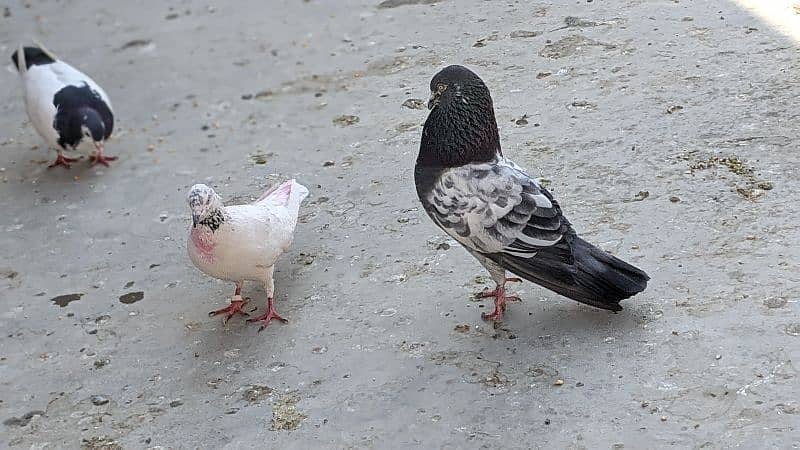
(493, 236, 649, 311)
(284, 179, 309, 218)
(16, 44, 26, 75)
(33, 40, 58, 61)
(255, 179, 309, 218)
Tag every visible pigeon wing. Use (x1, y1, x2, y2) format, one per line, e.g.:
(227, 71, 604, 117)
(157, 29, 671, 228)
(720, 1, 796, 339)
(423, 158, 567, 257)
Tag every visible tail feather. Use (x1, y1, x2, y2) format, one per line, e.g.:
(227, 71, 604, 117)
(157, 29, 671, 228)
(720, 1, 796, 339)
(16, 44, 26, 75)
(255, 179, 309, 216)
(33, 40, 58, 61)
(491, 236, 649, 311)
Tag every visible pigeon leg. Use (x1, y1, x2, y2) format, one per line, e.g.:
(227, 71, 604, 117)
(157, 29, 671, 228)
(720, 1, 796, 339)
(208, 281, 249, 323)
(478, 280, 522, 322)
(476, 277, 522, 299)
(247, 266, 288, 331)
(472, 257, 523, 321)
(89, 143, 117, 167)
(48, 151, 80, 169)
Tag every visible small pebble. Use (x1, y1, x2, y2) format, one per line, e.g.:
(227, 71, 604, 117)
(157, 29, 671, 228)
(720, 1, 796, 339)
(90, 395, 110, 406)
(661, 416, 668, 422)
(169, 399, 183, 407)
(669, 196, 680, 203)
(554, 379, 564, 386)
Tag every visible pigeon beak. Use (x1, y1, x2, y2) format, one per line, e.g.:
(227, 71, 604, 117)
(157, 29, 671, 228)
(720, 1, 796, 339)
(192, 214, 200, 227)
(428, 92, 439, 110)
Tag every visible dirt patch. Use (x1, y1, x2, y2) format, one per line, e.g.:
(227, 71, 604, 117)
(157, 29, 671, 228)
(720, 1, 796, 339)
(539, 35, 617, 59)
(271, 393, 306, 431)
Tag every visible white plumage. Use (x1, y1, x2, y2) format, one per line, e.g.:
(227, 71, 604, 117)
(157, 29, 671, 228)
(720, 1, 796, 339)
(12, 45, 116, 168)
(186, 179, 309, 330)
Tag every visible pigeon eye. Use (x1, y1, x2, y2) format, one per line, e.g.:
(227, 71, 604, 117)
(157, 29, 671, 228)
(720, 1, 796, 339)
(436, 83, 447, 93)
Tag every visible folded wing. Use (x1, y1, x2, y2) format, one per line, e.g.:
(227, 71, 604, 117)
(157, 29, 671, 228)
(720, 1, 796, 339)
(424, 157, 568, 257)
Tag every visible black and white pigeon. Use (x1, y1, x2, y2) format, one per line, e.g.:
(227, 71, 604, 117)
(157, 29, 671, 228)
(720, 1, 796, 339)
(11, 44, 116, 168)
(415, 65, 649, 322)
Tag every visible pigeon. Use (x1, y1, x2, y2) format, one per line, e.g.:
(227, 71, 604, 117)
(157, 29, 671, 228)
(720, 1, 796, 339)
(11, 44, 115, 168)
(415, 65, 649, 322)
(187, 179, 309, 331)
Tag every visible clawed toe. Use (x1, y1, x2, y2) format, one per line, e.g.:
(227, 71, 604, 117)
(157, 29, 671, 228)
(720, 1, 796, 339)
(477, 285, 521, 322)
(208, 298, 250, 322)
(247, 297, 288, 331)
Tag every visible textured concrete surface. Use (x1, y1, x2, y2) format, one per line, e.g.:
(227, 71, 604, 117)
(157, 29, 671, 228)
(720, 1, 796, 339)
(1, 0, 799, 448)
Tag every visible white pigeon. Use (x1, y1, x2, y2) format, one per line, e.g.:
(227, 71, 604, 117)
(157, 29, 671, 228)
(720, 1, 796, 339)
(186, 179, 309, 331)
(11, 44, 116, 168)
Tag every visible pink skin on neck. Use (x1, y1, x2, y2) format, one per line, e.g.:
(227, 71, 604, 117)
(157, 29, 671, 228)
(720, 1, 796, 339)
(191, 227, 216, 262)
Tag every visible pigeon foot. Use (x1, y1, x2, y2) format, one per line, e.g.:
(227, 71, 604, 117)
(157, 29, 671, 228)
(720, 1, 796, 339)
(247, 297, 288, 332)
(89, 151, 117, 167)
(48, 153, 80, 169)
(209, 296, 249, 323)
(479, 286, 521, 322)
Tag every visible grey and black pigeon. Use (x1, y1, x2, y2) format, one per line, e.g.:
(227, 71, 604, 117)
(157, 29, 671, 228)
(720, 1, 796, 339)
(415, 65, 649, 322)
(11, 44, 115, 168)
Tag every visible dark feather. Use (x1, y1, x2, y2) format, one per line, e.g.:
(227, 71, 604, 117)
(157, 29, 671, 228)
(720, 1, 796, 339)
(11, 47, 55, 71)
(489, 234, 649, 310)
(52, 83, 114, 149)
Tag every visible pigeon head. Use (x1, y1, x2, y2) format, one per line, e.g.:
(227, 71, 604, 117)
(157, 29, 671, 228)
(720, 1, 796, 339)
(418, 65, 501, 168)
(427, 65, 489, 110)
(77, 107, 107, 143)
(187, 184, 224, 228)
(54, 106, 108, 151)
(11, 46, 56, 72)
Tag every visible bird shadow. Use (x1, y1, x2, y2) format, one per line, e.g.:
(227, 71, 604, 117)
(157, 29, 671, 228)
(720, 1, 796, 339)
(5, 150, 98, 181)
(190, 263, 299, 347)
(495, 299, 646, 342)
(0, 151, 125, 213)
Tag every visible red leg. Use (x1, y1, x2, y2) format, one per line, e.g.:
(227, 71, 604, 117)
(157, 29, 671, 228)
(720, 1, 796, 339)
(478, 286, 521, 322)
(247, 297, 288, 332)
(475, 279, 522, 302)
(48, 152, 80, 169)
(208, 283, 249, 323)
(89, 144, 117, 167)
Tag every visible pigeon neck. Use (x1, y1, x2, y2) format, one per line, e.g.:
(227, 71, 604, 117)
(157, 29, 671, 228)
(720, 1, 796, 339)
(198, 208, 226, 232)
(417, 101, 501, 169)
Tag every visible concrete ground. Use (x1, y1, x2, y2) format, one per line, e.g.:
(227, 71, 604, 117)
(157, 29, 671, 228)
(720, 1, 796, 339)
(1, 0, 799, 448)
